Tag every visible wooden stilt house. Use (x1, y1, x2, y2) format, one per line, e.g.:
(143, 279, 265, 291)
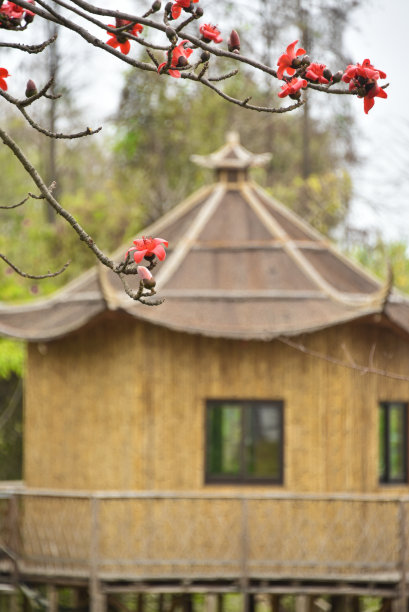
(1, 133, 409, 610)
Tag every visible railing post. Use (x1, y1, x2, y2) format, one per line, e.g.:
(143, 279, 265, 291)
(89, 496, 105, 612)
(398, 500, 407, 612)
(241, 497, 249, 612)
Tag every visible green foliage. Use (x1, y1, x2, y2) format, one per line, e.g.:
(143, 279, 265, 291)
(272, 170, 352, 235)
(114, 61, 353, 235)
(347, 240, 409, 296)
(0, 339, 25, 379)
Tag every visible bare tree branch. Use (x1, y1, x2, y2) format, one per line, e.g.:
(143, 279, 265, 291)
(0, 34, 57, 53)
(0, 254, 70, 279)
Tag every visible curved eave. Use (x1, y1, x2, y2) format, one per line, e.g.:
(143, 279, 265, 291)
(0, 299, 106, 341)
(121, 295, 386, 341)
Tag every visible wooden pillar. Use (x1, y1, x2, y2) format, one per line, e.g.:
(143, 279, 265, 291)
(47, 585, 58, 612)
(206, 594, 218, 612)
(295, 595, 312, 612)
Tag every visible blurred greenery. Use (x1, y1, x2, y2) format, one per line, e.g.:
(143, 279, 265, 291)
(347, 240, 409, 296)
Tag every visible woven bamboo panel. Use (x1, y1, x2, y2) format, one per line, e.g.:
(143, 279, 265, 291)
(24, 317, 409, 497)
(2, 493, 405, 580)
(19, 496, 91, 572)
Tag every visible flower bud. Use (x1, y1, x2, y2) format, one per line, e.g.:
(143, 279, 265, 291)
(143, 277, 156, 289)
(164, 1, 173, 17)
(177, 55, 188, 67)
(292, 57, 302, 69)
(302, 55, 310, 66)
(25, 11, 35, 23)
(323, 68, 332, 81)
(194, 6, 204, 17)
(200, 50, 210, 63)
(165, 27, 177, 43)
(25, 79, 37, 97)
(227, 30, 240, 52)
(332, 70, 343, 83)
(289, 91, 301, 100)
(152, 0, 161, 10)
(137, 266, 154, 282)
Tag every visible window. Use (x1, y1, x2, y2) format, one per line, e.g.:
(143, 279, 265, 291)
(379, 402, 408, 484)
(205, 400, 283, 484)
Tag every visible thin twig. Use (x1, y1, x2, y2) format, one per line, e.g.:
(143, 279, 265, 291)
(0, 34, 57, 54)
(280, 336, 409, 383)
(0, 254, 70, 279)
(0, 195, 30, 210)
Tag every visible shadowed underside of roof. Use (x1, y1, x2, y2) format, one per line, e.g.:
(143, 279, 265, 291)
(0, 135, 408, 342)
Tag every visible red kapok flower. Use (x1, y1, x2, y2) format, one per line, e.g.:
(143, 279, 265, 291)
(361, 81, 388, 114)
(276, 40, 306, 80)
(199, 23, 223, 44)
(278, 77, 307, 99)
(106, 20, 143, 55)
(342, 58, 387, 114)
(171, 0, 199, 20)
(305, 62, 331, 84)
(126, 237, 169, 264)
(0, 68, 10, 91)
(158, 40, 193, 78)
(1, 2, 24, 19)
(342, 58, 386, 84)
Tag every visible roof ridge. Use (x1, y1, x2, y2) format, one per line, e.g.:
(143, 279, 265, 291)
(154, 184, 226, 291)
(240, 184, 389, 309)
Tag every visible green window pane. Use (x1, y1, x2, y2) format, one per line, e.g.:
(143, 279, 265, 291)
(379, 402, 407, 484)
(207, 404, 241, 476)
(206, 400, 283, 483)
(389, 403, 405, 481)
(378, 405, 386, 481)
(245, 404, 281, 478)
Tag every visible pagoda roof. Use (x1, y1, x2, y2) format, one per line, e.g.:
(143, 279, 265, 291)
(0, 135, 408, 342)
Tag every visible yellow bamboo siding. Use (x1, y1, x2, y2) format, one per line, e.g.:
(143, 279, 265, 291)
(25, 315, 409, 495)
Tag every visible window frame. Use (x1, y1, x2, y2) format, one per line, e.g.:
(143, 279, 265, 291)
(205, 399, 284, 485)
(379, 401, 408, 485)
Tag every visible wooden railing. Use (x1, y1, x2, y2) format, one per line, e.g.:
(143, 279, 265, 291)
(1, 489, 409, 585)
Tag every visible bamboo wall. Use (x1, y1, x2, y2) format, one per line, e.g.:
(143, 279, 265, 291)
(24, 313, 409, 495)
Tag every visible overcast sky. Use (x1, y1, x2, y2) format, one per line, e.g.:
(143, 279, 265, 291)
(344, 0, 409, 243)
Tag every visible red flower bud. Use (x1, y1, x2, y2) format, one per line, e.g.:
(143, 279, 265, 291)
(228, 29, 240, 52)
(25, 79, 37, 97)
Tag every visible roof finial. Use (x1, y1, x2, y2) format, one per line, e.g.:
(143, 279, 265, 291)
(226, 131, 240, 145)
(190, 132, 272, 170)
